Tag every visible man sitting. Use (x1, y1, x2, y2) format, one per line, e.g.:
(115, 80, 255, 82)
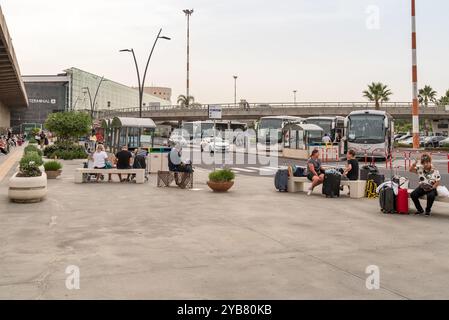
(169, 144, 193, 173)
(115, 145, 133, 182)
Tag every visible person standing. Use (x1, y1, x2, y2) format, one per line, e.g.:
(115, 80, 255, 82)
(409, 153, 441, 216)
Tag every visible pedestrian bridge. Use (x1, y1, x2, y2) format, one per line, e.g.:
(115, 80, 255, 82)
(100, 102, 449, 122)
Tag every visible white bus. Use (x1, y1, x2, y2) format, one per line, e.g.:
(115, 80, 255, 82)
(345, 110, 394, 159)
(181, 120, 247, 141)
(256, 116, 305, 151)
(304, 116, 345, 144)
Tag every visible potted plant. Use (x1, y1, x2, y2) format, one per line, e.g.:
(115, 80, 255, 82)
(8, 152, 47, 203)
(207, 169, 235, 192)
(44, 160, 63, 179)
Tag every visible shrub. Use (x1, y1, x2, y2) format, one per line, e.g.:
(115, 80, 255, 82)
(208, 169, 235, 182)
(44, 111, 91, 142)
(44, 144, 87, 160)
(18, 152, 43, 177)
(44, 160, 63, 171)
(24, 145, 43, 157)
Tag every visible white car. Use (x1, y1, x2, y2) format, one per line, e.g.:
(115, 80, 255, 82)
(169, 134, 188, 147)
(439, 137, 449, 147)
(200, 137, 230, 153)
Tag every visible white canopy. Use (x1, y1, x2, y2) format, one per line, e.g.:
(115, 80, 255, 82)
(112, 117, 156, 129)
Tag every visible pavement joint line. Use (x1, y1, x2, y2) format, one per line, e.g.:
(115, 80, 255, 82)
(220, 217, 411, 300)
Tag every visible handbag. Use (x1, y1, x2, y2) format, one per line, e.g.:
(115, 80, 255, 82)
(104, 161, 113, 169)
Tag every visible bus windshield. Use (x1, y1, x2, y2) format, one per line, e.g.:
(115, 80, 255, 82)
(348, 115, 385, 143)
(259, 118, 283, 130)
(306, 119, 332, 136)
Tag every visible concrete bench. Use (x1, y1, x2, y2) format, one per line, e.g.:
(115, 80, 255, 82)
(157, 171, 193, 189)
(340, 180, 367, 199)
(407, 189, 449, 203)
(75, 168, 145, 184)
(288, 177, 310, 193)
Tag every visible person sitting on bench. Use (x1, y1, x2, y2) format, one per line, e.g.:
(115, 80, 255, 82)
(115, 145, 133, 182)
(342, 149, 359, 181)
(0, 137, 8, 155)
(306, 149, 325, 196)
(169, 144, 192, 173)
(409, 153, 441, 216)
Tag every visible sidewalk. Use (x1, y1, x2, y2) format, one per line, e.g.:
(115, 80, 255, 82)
(1, 159, 449, 299)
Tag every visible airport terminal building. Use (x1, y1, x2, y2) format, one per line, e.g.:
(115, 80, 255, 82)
(10, 67, 170, 130)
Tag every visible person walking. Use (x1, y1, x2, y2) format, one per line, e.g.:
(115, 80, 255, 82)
(409, 153, 441, 216)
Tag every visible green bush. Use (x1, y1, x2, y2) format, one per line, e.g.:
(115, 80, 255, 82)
(24, 145, 43, 157)
(18, 152, 43, 177)
(44, 143, 87, 160)
(208, 169, 235, 182)
(44, 160, 63, 171)
(44, 111, 91, 142)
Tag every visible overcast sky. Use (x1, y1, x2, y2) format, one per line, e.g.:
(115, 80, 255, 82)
(2, 0, 449, 104)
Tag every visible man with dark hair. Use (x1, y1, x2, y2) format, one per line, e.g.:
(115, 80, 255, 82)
(306, 149, 325, 196)
(115, 145, 133, 182)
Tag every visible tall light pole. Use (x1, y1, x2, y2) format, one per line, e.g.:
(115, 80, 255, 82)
(183, 9, 194, 108)
(233, 75, 238, 106)
(82, 76, 105, 119)
(411, 0, 420, 149)
(293, 90, 297, 105)
(120, 29, 171, 118)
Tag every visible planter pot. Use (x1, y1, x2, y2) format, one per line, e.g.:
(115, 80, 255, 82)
(207, 180, 234, 192)
(45, 170, 62, 179)
(8, 172, 47, 203)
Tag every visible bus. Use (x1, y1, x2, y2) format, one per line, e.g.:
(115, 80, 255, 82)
(256, 116, 305, 151)
(345, 110, 394, 159)
(303, 116, 345, 144)
(181, 120, 248, 141)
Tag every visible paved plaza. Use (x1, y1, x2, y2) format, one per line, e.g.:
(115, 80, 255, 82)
(1, 148, 449, 300)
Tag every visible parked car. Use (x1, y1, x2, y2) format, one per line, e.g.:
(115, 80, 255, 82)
(399, 136, 425, 147)
(397, 134, 412, 142)
(424, 136, 447, 148)
(168, 134, 188, 147)
(439, 137, 449, 148)
(394, 133, 407, 141)
(200, 137, 230, 153)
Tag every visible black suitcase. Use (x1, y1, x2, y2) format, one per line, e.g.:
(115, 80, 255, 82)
(274, 169, 289, 192)
(322, 173, 341, 198)
(368, 173, 385, 186)
(360, 165, 378, 180)
(379, 186, 396, 214)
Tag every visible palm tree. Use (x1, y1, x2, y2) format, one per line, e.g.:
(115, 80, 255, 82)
(177, 95, 195, 108)
(437, 90, 449, 106)
(418, 85, 437, 107)
(363, 82, 393, 110)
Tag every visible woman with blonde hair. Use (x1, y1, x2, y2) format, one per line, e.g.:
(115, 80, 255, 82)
(92, 144, 111, 182)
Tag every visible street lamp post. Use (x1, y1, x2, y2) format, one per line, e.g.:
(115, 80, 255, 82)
(82, 76, 105, 119)
(183, 9, 194, 108)
(293, 90, 297, 105)
(411, 0, 420, 149)
(120, 29, 170, 118)
(233, 75, 238, 106)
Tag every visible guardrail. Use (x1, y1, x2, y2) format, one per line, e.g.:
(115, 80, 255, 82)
(99, 101, 441, 115)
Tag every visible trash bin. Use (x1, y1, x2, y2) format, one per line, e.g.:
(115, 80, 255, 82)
(149, 147, 171, 173)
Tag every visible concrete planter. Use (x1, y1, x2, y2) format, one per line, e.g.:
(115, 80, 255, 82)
(207, 180, 234, 192)
(45, 169, 62, 179)
(8, 172, 48, 203)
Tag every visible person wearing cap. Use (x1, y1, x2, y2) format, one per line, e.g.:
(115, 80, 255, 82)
(409, 153, 441, 216)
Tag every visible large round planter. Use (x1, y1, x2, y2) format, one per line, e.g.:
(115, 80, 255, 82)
(207, 180, 234, 192)
(45, 170, 62, 179)
(8, 172, 48, 203)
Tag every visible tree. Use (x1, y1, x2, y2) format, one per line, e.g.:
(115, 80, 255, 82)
(363, 82, 393, 110)
(418, 85, 437, 107)
(437, 90, 449, 106)
(177, 95, 195, 108)
(44, 111, 92, 142)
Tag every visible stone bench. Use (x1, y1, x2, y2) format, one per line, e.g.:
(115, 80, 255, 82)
(407, 189, 449, 203)
(340, 180, 367, 199)
(287, 177, 310, 193)
(157, 171, 193, 189)
(75, 168, 145, 184)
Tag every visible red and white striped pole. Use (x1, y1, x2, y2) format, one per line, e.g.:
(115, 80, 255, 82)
(411, 0, 420, 149)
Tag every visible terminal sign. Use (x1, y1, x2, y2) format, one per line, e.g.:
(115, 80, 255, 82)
(208, 105, 222, 119)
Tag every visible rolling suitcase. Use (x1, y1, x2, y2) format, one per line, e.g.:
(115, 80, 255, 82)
(274, 169, 289, 192)
(368, 173, 385, 187)
(360, 165, 378, 180)
(379, 186, 396, 214)
(396, 188, 409, 214)
(322, 173, 341, 198)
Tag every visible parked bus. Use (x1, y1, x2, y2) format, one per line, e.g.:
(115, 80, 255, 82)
(181, 120, 248, 141)
(303, 116, 345, 144)
(256, 116, 305, 151)
(345, 110, 394, 159)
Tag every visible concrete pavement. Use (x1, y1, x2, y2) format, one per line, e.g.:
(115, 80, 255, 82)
(1, 158, 449, 299)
